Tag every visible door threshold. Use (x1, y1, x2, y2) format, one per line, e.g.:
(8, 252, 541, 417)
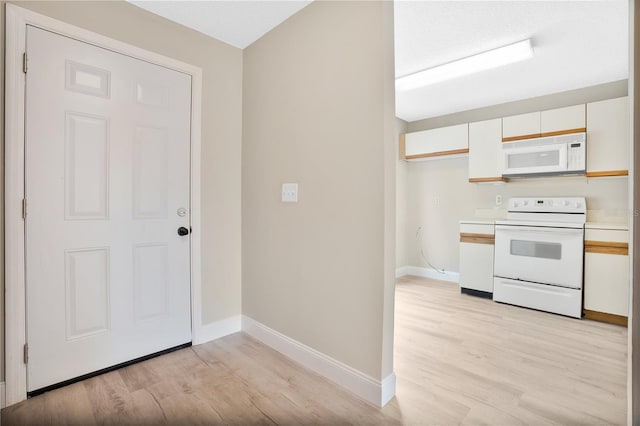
(27, 342, 192, 398)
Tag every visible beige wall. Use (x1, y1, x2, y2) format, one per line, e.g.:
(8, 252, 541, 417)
(400, 85, 630, 274)
(242, 1, 395, 380)
(0, 1, 244, 380)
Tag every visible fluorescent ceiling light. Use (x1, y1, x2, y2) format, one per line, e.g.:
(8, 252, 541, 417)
(396, 39, 534, 91)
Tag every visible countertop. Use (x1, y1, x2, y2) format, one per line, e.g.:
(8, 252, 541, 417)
(459, 209, 629, 230)
(459, 219, 629, 231)
(585, 222, 629, 231)
(459, 218, 495, 225)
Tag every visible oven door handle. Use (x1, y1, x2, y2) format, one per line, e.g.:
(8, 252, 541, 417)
(495, 225, 584, 235)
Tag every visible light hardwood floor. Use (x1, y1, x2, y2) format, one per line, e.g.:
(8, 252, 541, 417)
(393, 276, 627, 425)
(2, 276, 628, 425)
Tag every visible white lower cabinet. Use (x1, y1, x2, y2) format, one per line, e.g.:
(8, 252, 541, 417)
(583, 227, 629, 324)
(459, 222, 494, 296)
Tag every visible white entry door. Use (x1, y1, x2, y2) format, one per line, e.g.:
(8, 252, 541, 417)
(25, 26, 192, 392)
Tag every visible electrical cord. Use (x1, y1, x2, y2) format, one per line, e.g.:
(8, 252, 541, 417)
(415, 226, 445, 274)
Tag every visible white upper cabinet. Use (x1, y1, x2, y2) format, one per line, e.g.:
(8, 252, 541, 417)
(404, 123, 468, 160)
(586, 96, 629, 177)
(405, 97, 629, 177)
(502, 104, 586, 141)
(502, 111, 539, 140)
(541, 104, 585, 134)
(468, 118, 503, 182)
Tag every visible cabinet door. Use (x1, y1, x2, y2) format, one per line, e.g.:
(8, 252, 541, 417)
(459, 242, 494, 293)
(459, 223, 494, 293)
(502, 111, 540, 140)
(584, 252, 629, 316)
(586, 96, 629, 176)
(469, 118, 503, 182)
(541, 104, 585, 133)
(404, 123, 468, 159)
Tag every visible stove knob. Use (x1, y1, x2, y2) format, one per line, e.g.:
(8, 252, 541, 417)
(523, 200, 529, 206)
(575, 202, 582, 208)
(513, 201, 519, 208)
(563, 200, 570, 206)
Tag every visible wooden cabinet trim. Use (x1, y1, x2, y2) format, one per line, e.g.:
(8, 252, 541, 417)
(583, 309, 628, 327)
(585, 170, 629, 178)
(406, 148, 469, 160)
(460, 233, 495, 245)
(540, 127, 586, 137)
(399, 134, 406, 161)
(502, 133, 541, 143)
(502, 127, 586, 143)
(585, 240, 629, 255)
(468, 177, 506, 183)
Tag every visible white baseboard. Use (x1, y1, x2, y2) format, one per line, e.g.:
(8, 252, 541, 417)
(1, 381, 5, 409)
(380, 373, 397, 406)
(395, 266, 408, 278)
(193, 315, 242, 345)
(396, 265, 459, 283)
(242, 315, 395, 407)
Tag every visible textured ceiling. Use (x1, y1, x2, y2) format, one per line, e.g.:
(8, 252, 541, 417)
(129, 1, 629, 123)
(129, 0, 312, 49)
(394, 1, 629, 122)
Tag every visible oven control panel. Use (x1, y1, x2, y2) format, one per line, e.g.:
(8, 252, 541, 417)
(508, 197, 586, 214)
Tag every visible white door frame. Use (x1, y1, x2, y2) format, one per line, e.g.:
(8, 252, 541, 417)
(4, 4, 203, 406)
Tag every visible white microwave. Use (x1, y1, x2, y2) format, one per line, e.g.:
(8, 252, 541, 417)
(501, 132, 586, 177)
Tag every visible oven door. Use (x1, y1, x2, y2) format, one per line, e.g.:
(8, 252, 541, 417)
(494, 225, 584, 288)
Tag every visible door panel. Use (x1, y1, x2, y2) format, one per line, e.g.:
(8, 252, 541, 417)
(25, 26, 192, 391)
(65, 248, 111, 340)
(65, 112, 110, 219)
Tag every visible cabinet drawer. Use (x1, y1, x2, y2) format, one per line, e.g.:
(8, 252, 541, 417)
(585, 228, 628, 244)
(460, 223, 494, 235)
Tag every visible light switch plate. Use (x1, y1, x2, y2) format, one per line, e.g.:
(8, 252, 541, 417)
(282, 183, 298, 203)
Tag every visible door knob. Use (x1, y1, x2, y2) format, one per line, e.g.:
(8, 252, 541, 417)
(177, 226, 190, 236)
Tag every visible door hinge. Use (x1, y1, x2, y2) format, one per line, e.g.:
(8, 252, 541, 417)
(22, 198, 27, 219)
(23, 52, 27, 74)
(24, 343, 29, 364)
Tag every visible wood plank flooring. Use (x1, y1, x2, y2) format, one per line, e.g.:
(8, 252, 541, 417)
(2, 276, 628, 425)
(393, 276, 627, 425)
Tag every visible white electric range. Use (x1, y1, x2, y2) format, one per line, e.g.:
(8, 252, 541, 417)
(493, 197, 586, 318)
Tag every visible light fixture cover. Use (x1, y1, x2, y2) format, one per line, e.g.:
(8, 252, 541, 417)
(396, 39, 534, 91)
